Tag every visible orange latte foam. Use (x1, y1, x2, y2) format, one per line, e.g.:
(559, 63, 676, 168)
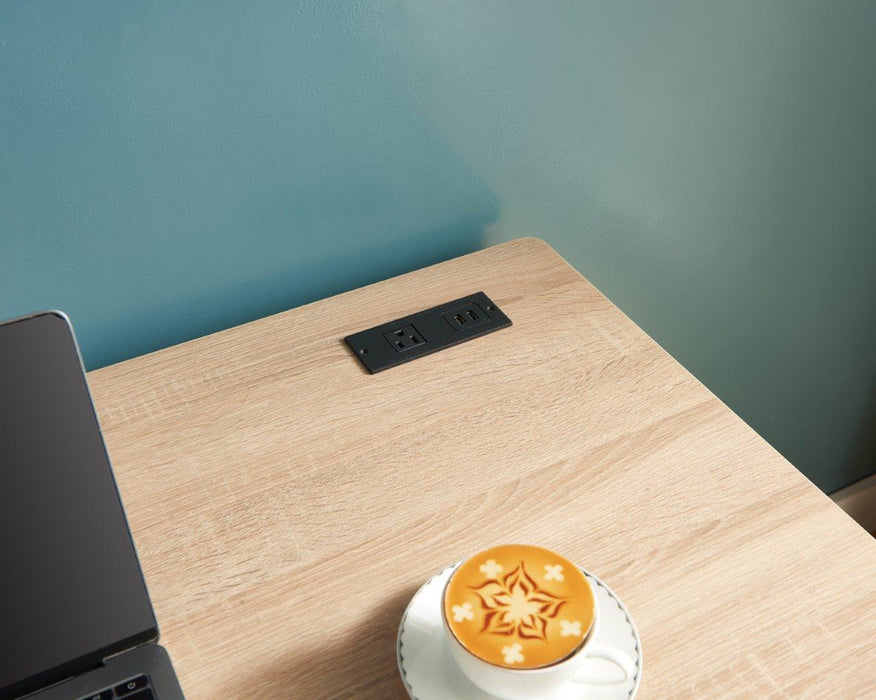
(443, 544, 595, 670)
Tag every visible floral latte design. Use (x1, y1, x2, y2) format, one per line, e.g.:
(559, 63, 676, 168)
(444, 544, 596, 669)
(472, 562, 566, 640)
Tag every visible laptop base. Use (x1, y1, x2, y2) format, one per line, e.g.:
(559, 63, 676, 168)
(24, 644, 183, 700)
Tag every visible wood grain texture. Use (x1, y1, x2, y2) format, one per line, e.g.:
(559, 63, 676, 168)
(87, 238, 876, 699)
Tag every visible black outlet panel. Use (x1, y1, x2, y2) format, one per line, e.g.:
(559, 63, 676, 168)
(345, 292, 511, 373)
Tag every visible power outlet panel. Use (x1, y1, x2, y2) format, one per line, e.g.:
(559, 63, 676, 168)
(345, 292, 511, 373)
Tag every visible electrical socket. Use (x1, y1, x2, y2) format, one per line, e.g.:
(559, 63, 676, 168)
(442, 303, 490, 331)
(345, 291, 512, 373)
(383, 324, 425, 352)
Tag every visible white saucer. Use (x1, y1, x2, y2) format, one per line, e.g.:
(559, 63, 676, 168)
(397, 563, 642, 700)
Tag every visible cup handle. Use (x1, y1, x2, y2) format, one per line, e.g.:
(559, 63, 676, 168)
(570, 642, 636, 686)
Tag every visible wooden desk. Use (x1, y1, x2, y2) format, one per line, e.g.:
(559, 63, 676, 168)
(88, 238, 876, 698)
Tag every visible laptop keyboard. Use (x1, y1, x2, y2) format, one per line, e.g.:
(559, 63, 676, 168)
(79, 675, 154, 700)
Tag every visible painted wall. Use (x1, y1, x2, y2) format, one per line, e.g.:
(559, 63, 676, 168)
(1, 2, 874, 493)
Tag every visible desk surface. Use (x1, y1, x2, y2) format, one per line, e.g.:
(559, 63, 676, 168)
(89, 238, 876, 698)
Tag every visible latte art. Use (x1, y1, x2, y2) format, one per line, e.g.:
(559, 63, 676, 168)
(443, 544, 595, 670)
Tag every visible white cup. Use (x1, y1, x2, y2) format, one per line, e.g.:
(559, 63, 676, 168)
(442, 574, 635, 699)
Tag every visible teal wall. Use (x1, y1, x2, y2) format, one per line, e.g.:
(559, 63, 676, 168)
(2, 2, 874, 493)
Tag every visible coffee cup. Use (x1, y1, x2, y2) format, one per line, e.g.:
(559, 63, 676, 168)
(441, 544, 635, 699)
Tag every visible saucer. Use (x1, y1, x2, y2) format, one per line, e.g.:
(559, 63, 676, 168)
(397, 563, 642, 700)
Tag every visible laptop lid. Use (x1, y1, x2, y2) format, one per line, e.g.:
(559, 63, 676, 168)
(0, 312, 157, 700)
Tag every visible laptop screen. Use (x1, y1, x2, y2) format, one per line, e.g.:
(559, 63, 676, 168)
(0, 313, 157, 700)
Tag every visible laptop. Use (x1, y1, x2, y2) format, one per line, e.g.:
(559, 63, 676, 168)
(0, 311, 185, 700)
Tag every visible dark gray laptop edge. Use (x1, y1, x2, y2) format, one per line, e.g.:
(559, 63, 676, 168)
(26, 646, 183, 700)
(1, 311, 185, 700)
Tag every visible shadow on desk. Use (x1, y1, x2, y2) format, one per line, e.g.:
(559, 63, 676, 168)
(235, 584, 419, 699)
